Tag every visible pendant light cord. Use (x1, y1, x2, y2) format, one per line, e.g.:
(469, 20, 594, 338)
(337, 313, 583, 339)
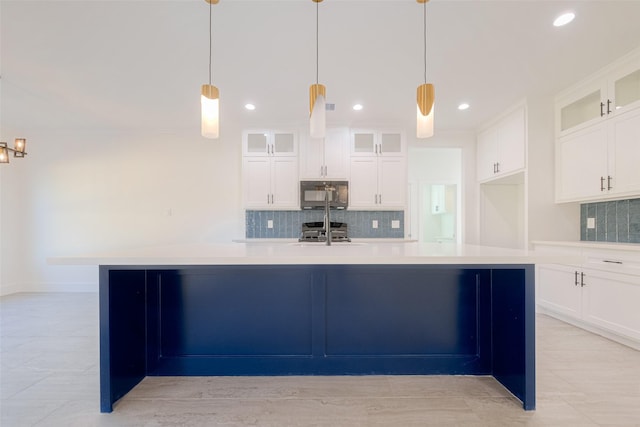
(316, 1, 319, 85)
(423, 1, 427, 84)
(208, 0, 213, 86)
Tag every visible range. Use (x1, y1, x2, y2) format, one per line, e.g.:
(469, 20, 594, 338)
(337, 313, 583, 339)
(299, 221, 351, 242)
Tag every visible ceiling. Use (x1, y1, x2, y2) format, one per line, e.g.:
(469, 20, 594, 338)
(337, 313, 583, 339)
(2, 0, 640, 137)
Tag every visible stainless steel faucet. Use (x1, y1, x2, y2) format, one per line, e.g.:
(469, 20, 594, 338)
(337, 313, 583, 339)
(324, 185, 335, 246)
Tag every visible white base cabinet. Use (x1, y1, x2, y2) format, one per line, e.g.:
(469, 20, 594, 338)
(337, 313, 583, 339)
(535, 242, 640, 349)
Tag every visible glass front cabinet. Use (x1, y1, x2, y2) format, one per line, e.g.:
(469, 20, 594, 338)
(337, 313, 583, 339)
(556, 51, 640, 137)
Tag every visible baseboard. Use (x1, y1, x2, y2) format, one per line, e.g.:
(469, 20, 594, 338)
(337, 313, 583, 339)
(0, 282, 22, 297)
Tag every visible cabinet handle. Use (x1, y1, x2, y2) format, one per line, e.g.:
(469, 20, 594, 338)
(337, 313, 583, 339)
(379, 144, 383, 155)
(267, 194, 270, 204)
(607, 175, 612, 190)
(496, 162, 500, 173)
(580, 272, 586, 287)
(607, 99, 612, 115)
(603, 259, 623, 265)
(600, 176, 605, 191)
(600, 102, 605, 117)
(493, 163, 497, 173)
(574, 271, 579, 286)
(379, 194, 382, 204)
(324, 166, 328, 176)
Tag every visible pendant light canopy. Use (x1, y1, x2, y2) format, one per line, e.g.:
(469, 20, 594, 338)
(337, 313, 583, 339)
(417, 0, 435, 138)
(309, 0, 326, 139)
(201, 0, 219, 139)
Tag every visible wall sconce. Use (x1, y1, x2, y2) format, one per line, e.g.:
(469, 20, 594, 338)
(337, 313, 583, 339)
(0, 139, 27, 164)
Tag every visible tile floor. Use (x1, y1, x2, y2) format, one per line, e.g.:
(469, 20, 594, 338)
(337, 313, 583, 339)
(1, 292, 640, 426)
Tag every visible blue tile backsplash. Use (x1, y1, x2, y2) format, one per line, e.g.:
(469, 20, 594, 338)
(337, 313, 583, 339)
(246, 210, 404, 239)
(580, 198, 640, 243)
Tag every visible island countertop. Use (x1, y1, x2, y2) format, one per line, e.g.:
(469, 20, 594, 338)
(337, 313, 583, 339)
(48, 241, 580, 266)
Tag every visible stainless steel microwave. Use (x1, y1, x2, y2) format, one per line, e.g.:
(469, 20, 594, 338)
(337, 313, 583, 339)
(300, 181, 348, 210)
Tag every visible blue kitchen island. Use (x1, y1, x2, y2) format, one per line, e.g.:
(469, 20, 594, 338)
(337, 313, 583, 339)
(54, 242, 544, 413)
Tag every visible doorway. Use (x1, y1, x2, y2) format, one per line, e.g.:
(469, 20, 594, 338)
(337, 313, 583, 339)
(407, 148, 462, 244)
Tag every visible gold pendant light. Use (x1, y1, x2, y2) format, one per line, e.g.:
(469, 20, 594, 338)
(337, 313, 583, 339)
(309, 0, 326, 139)
(417, 0, 435, 138)
(201, 0, 220, 139)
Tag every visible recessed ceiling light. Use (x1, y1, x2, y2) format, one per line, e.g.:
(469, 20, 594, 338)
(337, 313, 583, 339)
(244, 103, 256, 111)
(553, 12, 575, 27)
(353, 104, 363, 111)
(458, 103, 470, 111)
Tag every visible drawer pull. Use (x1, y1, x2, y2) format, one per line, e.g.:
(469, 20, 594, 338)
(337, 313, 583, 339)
(603, 260, 623, 265)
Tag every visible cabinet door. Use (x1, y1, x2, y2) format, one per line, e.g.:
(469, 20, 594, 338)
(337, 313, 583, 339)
(243, 131, 270, 156)
(271, 157, 298, 209)
(581, 269, 640, 342)
(609, 57, 640, 115)
(497, 107, 526, 175)
(557, 82, 604, 137)
(272, 131, 297, 156)
(537, 264, 582, 319)
(477, 127, 498, 181)
(323, 127, 349, 179)
(431, 184, 446, 214)
(349, 157, 378, 208)
(243, 157, 271, 208)
(378, 158, 405, 208)
(299, 135, 325, 179)
(379, 131, 405, 156)
(608, 108, 640, 197)
(556, 123, 608, 202)
(350, 130, 377, 156)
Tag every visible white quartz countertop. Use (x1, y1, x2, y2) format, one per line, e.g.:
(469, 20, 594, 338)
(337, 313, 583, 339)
(532, 240, 640, 252)
(48, 241, 581, 266)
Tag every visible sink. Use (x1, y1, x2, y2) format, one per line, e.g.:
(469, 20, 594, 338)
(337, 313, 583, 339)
(288, 241, 366, 247)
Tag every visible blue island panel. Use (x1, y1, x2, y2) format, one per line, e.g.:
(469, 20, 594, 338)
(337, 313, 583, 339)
(99, 264, 534, 413)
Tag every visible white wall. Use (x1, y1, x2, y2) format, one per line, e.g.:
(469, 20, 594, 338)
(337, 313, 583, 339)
(526, 95, 580, 244)
(0, 125, 245, 295)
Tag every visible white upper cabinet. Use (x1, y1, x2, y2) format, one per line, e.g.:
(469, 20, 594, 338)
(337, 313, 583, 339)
(243, 130, 297, 157)
(556, 49, 640, 137)
(242, 130, 298, 210)
(555, 48, 640, 202)
(476, 105, 526, 182)
(349, 156, 406, 209)
(299, 127, 349, 180)
(556, 107, 640, 202)
(350, 129, 405, 157)
(556, 123, 609, 201)
(349, 129, 406, 209)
